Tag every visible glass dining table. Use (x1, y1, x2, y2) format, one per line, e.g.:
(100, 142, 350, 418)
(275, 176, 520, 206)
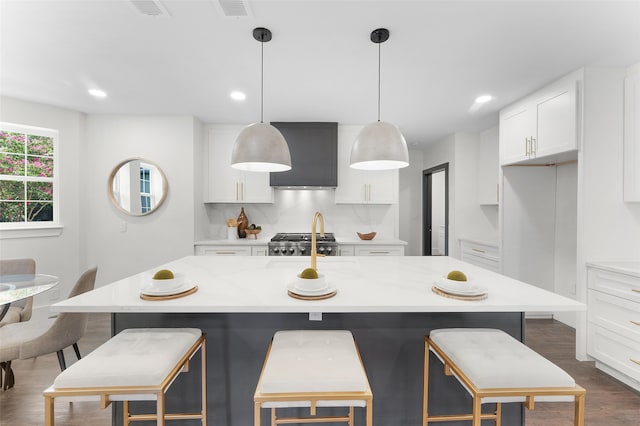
(0, 273, 60, 321)
(0, 274, 59, 390)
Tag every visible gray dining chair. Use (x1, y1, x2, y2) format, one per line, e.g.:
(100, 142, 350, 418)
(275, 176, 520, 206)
(0, 258, 36, 327)
(0, 266, 97, 390)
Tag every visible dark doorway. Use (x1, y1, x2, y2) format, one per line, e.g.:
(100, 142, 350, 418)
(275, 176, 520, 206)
(423, 163, 449, 256)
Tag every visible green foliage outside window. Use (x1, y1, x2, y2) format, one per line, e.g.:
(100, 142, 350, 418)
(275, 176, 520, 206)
(0, 128, 55, 223)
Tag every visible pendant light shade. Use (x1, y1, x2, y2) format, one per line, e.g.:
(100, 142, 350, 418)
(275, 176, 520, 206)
(350, 28, 409, 171)
(231, 123, 291, 172)
(350, 121, 409, 170)
(231, 28, 291, 172)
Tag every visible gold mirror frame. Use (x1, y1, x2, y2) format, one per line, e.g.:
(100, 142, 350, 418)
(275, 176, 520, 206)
(107, 158, 168, 216)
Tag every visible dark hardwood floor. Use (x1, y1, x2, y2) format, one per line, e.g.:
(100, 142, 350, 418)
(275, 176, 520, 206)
(0, 315, 638, 425)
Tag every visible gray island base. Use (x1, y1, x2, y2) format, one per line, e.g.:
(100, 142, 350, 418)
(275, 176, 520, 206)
(112, 311, 524, 426)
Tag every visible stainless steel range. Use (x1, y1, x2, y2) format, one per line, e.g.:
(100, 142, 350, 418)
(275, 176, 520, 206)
(268, 233, 338, 256)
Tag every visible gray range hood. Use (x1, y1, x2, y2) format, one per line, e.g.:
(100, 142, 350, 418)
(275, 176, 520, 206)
(269, 122, 338, 188)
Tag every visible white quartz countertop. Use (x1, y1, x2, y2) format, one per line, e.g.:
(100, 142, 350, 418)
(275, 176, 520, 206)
(194, 237, 407, 246)
(586, 261, 640, 278)
(53, 256, 584, 314)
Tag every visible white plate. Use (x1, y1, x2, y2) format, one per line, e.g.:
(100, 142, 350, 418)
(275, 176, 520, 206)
(141, 282, 195, 296)
(434, 278, 487, 296)
(287, 283, 336, 297)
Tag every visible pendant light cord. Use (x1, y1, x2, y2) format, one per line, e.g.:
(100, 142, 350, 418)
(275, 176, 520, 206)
(260, 36, 264, 124)
(377, 41, 381, 122)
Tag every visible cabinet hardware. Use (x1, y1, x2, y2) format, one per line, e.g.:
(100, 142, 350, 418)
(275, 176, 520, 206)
(631, 359, 640, 366)
(631, 321, 640, 326)
(368, 184, 372, 201)
(471, 248, 486, 254)
(633, 289, 640, 293)
(236, 182, 239, 201)
(215, 251, 239, 255)
(531, 137, 537, 156)
(525, 137, 530, 156)
(369, 251, 390, 254)
(240, 182, 244, 200)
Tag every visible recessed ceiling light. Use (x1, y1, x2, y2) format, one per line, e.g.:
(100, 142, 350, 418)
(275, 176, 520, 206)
(230, 91, 246, 101)
(475, 94, 493, 104)
(88, 89, 107, 98)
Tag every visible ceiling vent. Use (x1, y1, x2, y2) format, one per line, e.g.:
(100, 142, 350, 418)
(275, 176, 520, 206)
(213, 0, 253, 18)
(129, 0, 171, 17)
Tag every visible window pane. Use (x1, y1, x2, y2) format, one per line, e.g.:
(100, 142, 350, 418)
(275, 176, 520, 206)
(27, 181, 53, 201)
(27, 156, 53, 178)
(0, 181, 25, 200)
(27, 134, 54, 156)
(26, 201, 53, 222)
(0, 131, 25, 154)
(0, 201, 25, 222)
(0, 153, 26, 175)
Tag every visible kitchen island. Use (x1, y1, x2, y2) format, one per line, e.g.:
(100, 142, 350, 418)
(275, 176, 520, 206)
(53, 256, 584, 426)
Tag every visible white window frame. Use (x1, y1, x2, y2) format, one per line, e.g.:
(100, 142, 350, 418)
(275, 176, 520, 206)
(0, 122, 61, 238)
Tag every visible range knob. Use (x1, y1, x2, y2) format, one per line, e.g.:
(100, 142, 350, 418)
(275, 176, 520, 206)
(326, 247, 332, 254)
(318, 246, 325, 254)
(273, 247, 279, 254)
(289, 247, 295, 254)
(299, 247, 306, 254)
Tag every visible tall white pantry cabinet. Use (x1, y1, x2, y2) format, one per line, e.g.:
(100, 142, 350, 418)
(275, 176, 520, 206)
(499, 69, 581, 322)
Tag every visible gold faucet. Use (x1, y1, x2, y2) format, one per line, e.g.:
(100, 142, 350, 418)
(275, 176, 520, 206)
(311, 211, 325, 271)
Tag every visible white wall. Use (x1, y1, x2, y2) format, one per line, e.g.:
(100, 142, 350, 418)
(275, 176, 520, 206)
(421, 131, 500, 259)
(399, 149, 424, 255)
(554, 162, 578, 327)
(0, 97, 85, 315)
(83, 115, 201, 286)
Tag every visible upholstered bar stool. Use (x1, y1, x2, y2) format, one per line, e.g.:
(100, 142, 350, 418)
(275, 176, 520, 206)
(43, 328, 207, 426)
(254, 330, 373, 426)
(423, 328, 585, 426)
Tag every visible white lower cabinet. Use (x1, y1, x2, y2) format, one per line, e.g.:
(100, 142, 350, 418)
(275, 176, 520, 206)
(459, 239, 500, 273)
(195, 245, 266, 256)
(339, 244, 404, 256)
(587, 264, 640, 391)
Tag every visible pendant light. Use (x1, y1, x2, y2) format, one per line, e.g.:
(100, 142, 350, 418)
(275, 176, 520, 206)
(231, 28, 291, 172)
(350, 28, 409, 170)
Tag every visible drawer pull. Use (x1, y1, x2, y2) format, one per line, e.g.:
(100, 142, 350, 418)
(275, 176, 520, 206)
(471, 248, 486, 254)
(631, 321, 640, 327)
(631, 359, 640, 366)
(215, 251, 239, 255)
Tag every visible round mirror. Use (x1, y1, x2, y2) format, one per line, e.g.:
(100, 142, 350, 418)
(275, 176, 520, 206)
(107, 158, 168, 216)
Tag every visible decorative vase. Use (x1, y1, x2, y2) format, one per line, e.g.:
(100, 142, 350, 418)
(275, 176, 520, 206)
(237, 207, 249, 238)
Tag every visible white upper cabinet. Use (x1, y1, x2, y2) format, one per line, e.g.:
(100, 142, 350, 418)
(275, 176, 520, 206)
(205, 125, 274, 203)
(335, 125, 399, 204)
(500, 71, 580, 166)
(624, 66, 640, 202)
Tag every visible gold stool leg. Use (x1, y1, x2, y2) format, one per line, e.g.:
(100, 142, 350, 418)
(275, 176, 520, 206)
(575, 393, 585, 426)
(201, 338, 207, 426)
(472, 396, 481, 426)
(123, 400, 130, 426)
(423, 338, 430, 426)
(44, 395, 54, 426)
(495, 402, 502, 426)
(271, 407, 276, 426)
(254, 402, 261, 426)
(348, 406, 354, 426)
(156, 392, 165, 426)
